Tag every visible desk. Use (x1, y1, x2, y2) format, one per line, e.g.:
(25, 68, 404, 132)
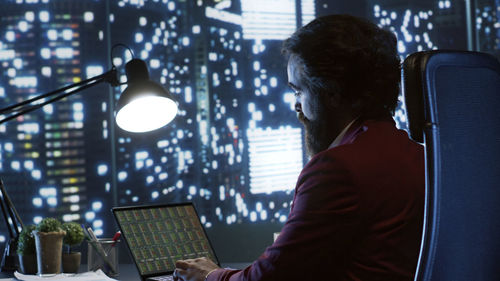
(117, 263, 250, 281)
(115, 264, 140, 280)
(0, 263, 251, 280)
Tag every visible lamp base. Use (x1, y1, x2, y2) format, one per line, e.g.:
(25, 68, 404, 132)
(1, 238, 18, 272)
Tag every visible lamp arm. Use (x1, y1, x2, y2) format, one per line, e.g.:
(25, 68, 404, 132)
(0, 180, 23, 233)
(0, 180, 19, 272)
(0, 192, 14, 239)
(0, 69, 117, 125)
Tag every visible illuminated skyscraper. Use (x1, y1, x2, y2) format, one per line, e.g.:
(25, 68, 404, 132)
(197, 1, 312, 228)
(474, 0, 500, 57)
(364, 0, 470, 129)
(196, 1, 250, 226)
(107, 1, 202, 219)
(239, 0, 315, 40)
(0, 0, 113, 239)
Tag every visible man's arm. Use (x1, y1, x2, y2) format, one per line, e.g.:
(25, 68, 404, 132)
(174, 257, 219, 281)
(176, 152, 361, 281)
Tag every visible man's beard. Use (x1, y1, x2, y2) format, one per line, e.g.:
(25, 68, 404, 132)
(298, 109, 336, 157)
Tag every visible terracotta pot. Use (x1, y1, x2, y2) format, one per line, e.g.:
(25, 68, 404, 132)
(18, 254, 37, 274)
(33, 230, 66, 274)
(62, 252, 81, 273)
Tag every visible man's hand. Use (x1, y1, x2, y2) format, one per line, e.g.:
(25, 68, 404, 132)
(173, 257, 219, 281)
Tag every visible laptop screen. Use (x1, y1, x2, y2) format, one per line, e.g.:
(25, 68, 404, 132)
(113, 203, 218, 277)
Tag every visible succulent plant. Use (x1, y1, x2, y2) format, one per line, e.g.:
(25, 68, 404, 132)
(17, 224, 36, 255)
(35, 217, 62, 233)
(62, 222, 84, 251)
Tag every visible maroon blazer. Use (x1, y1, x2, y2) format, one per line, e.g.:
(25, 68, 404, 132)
(209, 118, 425, 281)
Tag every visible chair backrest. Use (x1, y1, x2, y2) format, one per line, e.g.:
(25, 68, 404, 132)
(402, 50, 500, 281)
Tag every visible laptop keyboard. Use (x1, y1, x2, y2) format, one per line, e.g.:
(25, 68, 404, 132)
(148, 275, 174, 281)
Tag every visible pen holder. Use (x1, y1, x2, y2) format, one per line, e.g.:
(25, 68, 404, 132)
(87, 239, 119, 278)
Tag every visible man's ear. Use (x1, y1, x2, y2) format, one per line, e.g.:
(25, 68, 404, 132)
(324, 92, 342, 110)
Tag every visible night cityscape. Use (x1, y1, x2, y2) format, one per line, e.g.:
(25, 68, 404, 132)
(0, 0, 498, 261)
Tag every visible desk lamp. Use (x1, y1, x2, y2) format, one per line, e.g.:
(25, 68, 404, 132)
(0, 60, 178, 131)
(0, 46, 178, 271)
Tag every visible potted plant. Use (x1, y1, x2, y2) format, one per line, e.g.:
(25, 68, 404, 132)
(33, 217, 66, 275)
(17, 224, 37, 274)
(61, 222, 84, 273)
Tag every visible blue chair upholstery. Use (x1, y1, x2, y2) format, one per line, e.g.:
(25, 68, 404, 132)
(402, 50, 500, 281)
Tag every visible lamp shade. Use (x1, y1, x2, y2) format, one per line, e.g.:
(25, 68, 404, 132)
(115, 59, 178, 133)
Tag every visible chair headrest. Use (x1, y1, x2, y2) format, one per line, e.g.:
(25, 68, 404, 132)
(402, 50, 500, 143)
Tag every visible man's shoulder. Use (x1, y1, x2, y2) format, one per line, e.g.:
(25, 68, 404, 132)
(302, 118, 423, 181)
(294, 117, 424, 213)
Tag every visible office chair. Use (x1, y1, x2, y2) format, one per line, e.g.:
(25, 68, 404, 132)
(402, 50, 500, 281)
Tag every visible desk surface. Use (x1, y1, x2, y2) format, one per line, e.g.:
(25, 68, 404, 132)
(118, 263, 249, 281)
(0, 263, 250, 281)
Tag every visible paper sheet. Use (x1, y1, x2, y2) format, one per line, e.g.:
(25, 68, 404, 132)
(14, 270, 117, 281)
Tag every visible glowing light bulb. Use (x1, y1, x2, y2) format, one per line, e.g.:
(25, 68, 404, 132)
(116, 96, 177, 133)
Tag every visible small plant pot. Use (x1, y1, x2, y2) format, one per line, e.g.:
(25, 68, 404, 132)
(62, 252, 81, 273)
(18, 254, 37, 274)
(33, 230, 65, 275)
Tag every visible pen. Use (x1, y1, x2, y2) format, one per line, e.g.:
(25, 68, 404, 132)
(111, 231, 121, 247)
(105, 231, 121, 255)
(82, 224, 117, 274)
(85, 236, 117, 274)
(87, 227, 107, 257)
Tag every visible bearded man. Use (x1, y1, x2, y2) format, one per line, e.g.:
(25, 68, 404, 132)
(174, 14, 425, 281)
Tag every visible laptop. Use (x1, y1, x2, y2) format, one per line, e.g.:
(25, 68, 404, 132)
(112, 202, 220, 281)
